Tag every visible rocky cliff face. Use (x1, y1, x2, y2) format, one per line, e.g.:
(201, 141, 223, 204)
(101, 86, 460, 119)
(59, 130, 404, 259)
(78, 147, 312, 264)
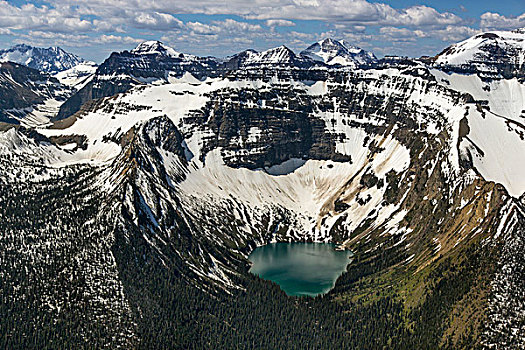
(55, 41, 344, 122)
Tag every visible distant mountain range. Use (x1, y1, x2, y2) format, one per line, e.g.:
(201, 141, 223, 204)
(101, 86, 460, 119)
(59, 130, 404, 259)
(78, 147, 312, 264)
(0, 39, 378, 75)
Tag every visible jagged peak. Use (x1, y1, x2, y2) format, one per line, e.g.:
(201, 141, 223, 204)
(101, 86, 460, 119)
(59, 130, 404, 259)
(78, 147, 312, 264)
(11, 43, 33, 51)
(267, 44, 294, 52)
(314, 38, 343, 49)
(8, 44, 70, 55)
(339, 40, 368, 54)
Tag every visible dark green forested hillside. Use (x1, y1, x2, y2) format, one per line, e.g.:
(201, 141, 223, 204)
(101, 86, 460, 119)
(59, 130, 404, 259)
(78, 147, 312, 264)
(0, 159, 500, 349)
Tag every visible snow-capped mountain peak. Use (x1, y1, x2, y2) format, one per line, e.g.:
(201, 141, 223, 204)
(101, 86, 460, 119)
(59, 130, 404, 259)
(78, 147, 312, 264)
(300, 38, 377, 67)
(244, 45, 298, 65)
(131, 41, 184, 58)
(0, 44, 85, 73)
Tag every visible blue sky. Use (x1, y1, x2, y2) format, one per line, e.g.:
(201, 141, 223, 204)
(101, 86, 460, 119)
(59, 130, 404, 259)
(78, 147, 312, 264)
(0, 0, 524, 62)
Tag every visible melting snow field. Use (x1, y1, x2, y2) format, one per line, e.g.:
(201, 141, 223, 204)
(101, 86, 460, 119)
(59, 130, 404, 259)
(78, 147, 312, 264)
(433, 70, 525, 197)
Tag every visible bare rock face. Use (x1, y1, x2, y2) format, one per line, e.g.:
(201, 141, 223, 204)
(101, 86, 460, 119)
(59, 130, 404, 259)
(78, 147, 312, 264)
(195, 86, 351, 169)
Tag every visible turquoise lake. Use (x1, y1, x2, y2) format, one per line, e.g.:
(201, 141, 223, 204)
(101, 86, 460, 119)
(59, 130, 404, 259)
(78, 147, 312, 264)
(248, 243, 353, 297)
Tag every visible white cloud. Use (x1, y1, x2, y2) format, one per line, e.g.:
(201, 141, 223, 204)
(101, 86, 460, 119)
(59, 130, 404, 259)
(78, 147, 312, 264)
(480, 12, 525, 30)
(289, 31, 315, 40)
(242, 1, 461, 27)
(380, 27, 416, 37)
(0, 0, 464, 38)
(0, 1, 93, 33)
(266, 19, 296, 27)
(186, 21, 218, 35)
(21, 31, 89, 42)
(132, 12, 183, 30)
(217, 19, 262, 32)
(14, 30, 142, 48)
(427, 25, 480, 42)
(50, 0, 461, 28)
(186, 19, 261, 36)
(99, 34, 143, 44)
(378, 27, 418, 42)
(392, 6, 460, 26)
(378, 25, 479, 44)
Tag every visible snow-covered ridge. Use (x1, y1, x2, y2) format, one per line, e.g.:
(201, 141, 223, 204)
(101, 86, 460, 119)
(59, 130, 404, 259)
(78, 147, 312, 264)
(433, 69, 525, 197)
(300, 38, 377, 67)
(435, 28, 525, 66)
(0, 44, 85, 73)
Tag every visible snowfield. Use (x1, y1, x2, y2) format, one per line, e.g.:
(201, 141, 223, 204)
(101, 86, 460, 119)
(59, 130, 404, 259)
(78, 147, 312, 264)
(433, 70, 525, 197)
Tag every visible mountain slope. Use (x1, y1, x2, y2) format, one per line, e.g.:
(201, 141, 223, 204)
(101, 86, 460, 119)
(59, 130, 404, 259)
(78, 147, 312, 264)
(130, 40, 195, 60)
(54, 61, 97, 88)
(54, 41, 218, 122)
(236, 45, 311, 67)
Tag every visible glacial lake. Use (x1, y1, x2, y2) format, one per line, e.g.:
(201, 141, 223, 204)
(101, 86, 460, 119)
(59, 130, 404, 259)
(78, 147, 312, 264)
(248, 243, 353, 297)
